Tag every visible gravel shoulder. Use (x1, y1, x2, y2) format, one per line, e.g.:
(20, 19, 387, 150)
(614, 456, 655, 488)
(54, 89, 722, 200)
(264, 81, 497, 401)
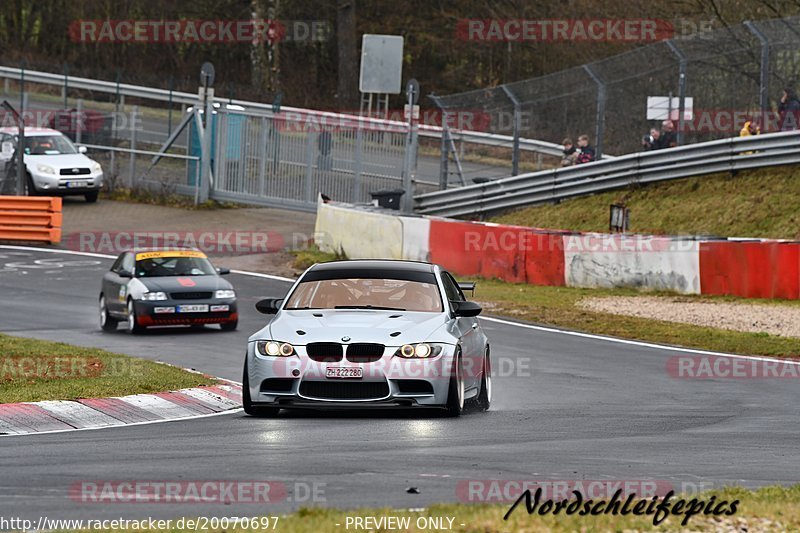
(579, 295, 800, 339)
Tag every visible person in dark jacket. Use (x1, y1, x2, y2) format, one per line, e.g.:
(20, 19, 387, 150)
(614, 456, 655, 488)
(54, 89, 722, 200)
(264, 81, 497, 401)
(778, 88, 800, 131)
(659, 120, 677, 149)
(575, 134, 595, 164)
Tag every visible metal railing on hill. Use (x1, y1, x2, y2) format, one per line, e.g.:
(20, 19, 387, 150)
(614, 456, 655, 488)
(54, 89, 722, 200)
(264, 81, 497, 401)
(414, 130, 800, 217)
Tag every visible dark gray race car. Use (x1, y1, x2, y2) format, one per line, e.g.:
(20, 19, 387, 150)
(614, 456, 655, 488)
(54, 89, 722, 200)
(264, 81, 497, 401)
(99, 248, 238, 333)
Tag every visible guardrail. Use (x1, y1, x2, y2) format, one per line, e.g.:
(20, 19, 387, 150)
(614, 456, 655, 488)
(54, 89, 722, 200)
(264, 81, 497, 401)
(414, 131, 800, 217)
(0, 65, 585, 160)
(0, 196, 62, 244)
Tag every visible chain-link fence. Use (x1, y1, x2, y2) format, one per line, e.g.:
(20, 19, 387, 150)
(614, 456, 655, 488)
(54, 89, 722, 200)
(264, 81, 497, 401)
(432, 16, 800, 159)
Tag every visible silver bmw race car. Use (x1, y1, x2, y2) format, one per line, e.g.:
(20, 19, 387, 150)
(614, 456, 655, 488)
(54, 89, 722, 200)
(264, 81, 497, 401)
(243, 260, 491, 417)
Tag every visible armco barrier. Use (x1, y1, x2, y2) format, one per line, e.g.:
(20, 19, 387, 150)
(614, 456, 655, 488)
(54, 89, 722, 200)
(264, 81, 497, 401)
(0, 196, 62, 244)
(699, 241, 800, 299)
(315, 199, 800, 300)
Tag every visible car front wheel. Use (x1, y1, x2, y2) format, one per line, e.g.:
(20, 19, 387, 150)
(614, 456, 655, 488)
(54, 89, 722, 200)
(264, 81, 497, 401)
(99, 295, 118, 332)
(445, 348, 465, 417)
(242, 360, 279, 417)
(475, 348, 492, 411)
(126, 299, 145, 334)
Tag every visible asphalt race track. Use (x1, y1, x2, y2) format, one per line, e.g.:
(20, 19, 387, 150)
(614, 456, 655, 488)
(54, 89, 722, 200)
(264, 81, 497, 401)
(1, 247, 799, 521)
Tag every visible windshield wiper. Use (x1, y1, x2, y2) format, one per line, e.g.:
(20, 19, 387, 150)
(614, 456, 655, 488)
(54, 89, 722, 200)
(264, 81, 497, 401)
(334, 305, 406, 311)
(285, 306, 322, 310)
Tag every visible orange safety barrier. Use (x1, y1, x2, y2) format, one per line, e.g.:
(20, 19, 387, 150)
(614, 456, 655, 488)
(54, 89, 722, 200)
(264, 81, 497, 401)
(0, 196, 62, 244)
(699, 241, 800, 299)
(428, 219, 567, 285)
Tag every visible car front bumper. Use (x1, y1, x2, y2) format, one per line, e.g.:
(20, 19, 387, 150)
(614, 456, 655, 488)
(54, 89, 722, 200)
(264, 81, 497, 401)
(29, 169, 104, 195)
(133, 298, 238, 327)
(246, 342, 457, 409)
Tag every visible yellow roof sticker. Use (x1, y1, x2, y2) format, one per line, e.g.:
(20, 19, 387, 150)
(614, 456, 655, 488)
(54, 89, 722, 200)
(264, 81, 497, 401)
(135, 250, 207, 261)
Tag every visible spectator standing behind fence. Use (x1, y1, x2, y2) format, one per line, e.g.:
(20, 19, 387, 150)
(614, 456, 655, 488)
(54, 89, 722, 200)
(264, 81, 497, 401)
(659, 120, 677, 149)
(641, 127, 661, 150)
(561, 138, 577, 166)
(575, 134, 596, 164)
(739, 118, 760, 138)
(778, 88, 800, 131)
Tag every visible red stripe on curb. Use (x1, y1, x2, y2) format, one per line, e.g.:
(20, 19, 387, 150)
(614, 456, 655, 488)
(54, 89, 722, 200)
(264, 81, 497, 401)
(0, 403, 75, 433)
(77, 397, 162, 423)
(151, 392, 217, 415)
(204, 385, 242, 403)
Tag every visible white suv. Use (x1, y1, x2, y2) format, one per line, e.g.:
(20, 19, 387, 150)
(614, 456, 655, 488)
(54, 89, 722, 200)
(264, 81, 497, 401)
(0, 127, 104, 203)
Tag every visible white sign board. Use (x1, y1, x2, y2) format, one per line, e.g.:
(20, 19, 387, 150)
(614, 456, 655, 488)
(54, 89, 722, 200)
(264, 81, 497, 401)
(647, 96, 693, 120)
(359, 34, 404, 94)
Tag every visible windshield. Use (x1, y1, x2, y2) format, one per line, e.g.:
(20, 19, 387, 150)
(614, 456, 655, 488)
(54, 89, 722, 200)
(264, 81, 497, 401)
(24, 135, 78, 155)
(135, 256, 216, 278)
(285, 278, 443, 312)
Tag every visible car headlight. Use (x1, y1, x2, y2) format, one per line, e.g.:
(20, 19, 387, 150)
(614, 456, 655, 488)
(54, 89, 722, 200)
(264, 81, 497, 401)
(90, 161, 102, 173)
(140, 291, 168, 301)
(36, 164, 55, 175)
(256, 341, 295, 357)
(394, 343, 444, 358)
(215, 289, 236, 299)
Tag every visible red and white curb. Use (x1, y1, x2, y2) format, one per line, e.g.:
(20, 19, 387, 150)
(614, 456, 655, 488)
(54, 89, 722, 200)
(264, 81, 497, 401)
(0, 384, 241, 436)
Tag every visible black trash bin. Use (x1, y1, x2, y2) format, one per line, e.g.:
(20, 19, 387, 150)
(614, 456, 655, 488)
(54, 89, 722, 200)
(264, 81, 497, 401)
(370, 189, 405, 210)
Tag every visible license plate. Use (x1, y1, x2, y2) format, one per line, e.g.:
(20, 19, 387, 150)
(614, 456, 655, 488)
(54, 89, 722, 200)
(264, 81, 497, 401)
(66, 181, 86, 188)
(176, 304, 209, 313)
(326, 367, 363, 379)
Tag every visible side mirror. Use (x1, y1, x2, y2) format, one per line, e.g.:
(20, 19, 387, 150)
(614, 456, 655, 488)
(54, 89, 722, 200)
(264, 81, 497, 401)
(217, 267, 230, 275)
(255, 298, 283, 314)
(78, 145, 87, 154)
(118, 269, 133, 278)
(452, 300, 482, 317)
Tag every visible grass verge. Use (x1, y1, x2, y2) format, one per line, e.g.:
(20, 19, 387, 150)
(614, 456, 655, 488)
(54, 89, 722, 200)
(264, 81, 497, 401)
(492, 166, 800, 239)
(0, 334, 215, 403)
(472, 280, 800, 357)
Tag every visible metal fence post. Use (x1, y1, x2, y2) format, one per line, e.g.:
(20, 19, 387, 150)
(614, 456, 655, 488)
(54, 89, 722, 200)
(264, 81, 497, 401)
(167, 75, 174, 136)
(666, 40, 688, 145)
(439, 126, 449, 189)
(304, 131, 315, 204)
(17, 60, 26, 195)
(745, 20, 770, 117)
(62, 63, 69, 109)
(129, 105, 138, 188)
(352, 126, 363, 202)
(76, 99, 83, 145)
(199, 97, 213, 203)
(501, 85, 522, 176)
(583, 64, 606, 159)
